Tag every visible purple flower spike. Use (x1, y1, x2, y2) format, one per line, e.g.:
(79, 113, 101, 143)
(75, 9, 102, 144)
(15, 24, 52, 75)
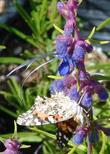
(81, 92, 92, 108)
(64, 20, 74, 36)
(58, 59, 70, 75)
(67, 0, 78, 10)
(56, 35, 68, 59)
(4, 139, 21, 154)
(57, 2, 73, 20)
(72, 129, 87, 145)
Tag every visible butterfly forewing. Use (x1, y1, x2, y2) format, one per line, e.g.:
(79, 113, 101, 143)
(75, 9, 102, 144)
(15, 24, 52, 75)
(17, 92, 84, 126)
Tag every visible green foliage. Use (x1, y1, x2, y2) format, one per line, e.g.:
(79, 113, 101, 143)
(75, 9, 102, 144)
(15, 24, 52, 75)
(96, 17, 110, 31)
(0, 57, 25, 64)
(0, 45, 6, 50)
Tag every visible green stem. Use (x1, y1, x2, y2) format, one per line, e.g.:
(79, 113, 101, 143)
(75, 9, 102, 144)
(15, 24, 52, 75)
(68, 146, 76, 154)
(99, 132, 107, 154)
(87, 135, 92, 154)
(29, 127, 56, 140)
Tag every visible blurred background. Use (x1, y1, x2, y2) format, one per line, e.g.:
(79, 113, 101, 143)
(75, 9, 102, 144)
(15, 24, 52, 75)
(0, 0, 110, 153)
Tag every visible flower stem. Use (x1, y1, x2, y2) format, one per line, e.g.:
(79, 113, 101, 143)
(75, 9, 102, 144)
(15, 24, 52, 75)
(87, 135, 92, 154)
(73, 0, 80, 40)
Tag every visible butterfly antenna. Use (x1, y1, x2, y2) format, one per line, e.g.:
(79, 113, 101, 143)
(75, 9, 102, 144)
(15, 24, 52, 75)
(25, 52, 56, 71)
(6, 61, 29, 77)
(22, 58, 56, 88)
(7, 52, 56, 77)
(77, 90, 87, 105)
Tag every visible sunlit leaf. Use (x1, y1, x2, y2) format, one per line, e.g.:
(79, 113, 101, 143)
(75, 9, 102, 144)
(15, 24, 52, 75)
(0, 57, 24, 64)
(53, 24, 64, 34)
(0, 45, 6, 50)
(91, 73, 110, 81)
(88, 27, 96, 39)
(96, 18, 110, 31)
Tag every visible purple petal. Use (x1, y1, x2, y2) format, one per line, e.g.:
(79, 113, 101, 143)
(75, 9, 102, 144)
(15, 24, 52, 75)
(69, 86, 79, 101)
(58, 60, 70, 75)
(89, 130, 99, 143)
(50, 80, 64, 93)
(81, 92, 92, 108)
(72, 129, 87, 145)
(98, 89, 108, 101)
(72, 45, 85, 62)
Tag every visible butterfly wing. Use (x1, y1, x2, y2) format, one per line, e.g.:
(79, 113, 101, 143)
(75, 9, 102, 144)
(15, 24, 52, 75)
(56, 117, 79, 147)
(17, 92, 84, 126)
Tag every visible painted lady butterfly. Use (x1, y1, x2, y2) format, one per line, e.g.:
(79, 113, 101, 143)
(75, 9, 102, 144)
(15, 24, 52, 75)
(17, 92, 85, 147)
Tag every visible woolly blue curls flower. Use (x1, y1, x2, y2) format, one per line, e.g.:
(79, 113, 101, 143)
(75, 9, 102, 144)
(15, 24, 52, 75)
(3, 139, 21, 154)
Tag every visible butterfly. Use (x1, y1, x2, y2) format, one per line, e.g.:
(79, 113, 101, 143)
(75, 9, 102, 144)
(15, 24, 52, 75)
(17, 92, 85, 147)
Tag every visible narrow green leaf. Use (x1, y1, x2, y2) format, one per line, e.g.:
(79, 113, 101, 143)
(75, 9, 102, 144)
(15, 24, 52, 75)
(13, 121, 17, 138)
(53, 24, 64, 34)
(96, 18, 110, 31)
(7, 78, 25, 107)
(99, 41, 110, 44)
(0, 104, 17, 118)
(88, 27, 96, 39)
(48, 75, 63, 79)
(21, 144, 31, 149)
(91, 73, 110, 81)
(68, 146, 76, 154)
(0, 57, 24, 64)
(99, 132, 107, 154)
(14, 0, 37, 35)
(78, 0, 83, 5)
(30, 127, 56, 140)
(0, 24, 38, 47)
(0, 132, 42, 143)
(30, 127, 86, 151)
(39, 0, 47, 20)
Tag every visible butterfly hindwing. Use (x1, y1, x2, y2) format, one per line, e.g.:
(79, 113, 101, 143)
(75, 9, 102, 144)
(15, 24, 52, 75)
(56, 118, 79, 147)
(17, 92, 83, 126)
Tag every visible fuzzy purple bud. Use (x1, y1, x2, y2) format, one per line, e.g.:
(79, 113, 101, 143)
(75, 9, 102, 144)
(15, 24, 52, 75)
(72, 129, 87, 144)
(72, 45, 85, 62)
(67, 0, 78, 10)
(57, 2, 73, 20)
(3, 139, 21, 154)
